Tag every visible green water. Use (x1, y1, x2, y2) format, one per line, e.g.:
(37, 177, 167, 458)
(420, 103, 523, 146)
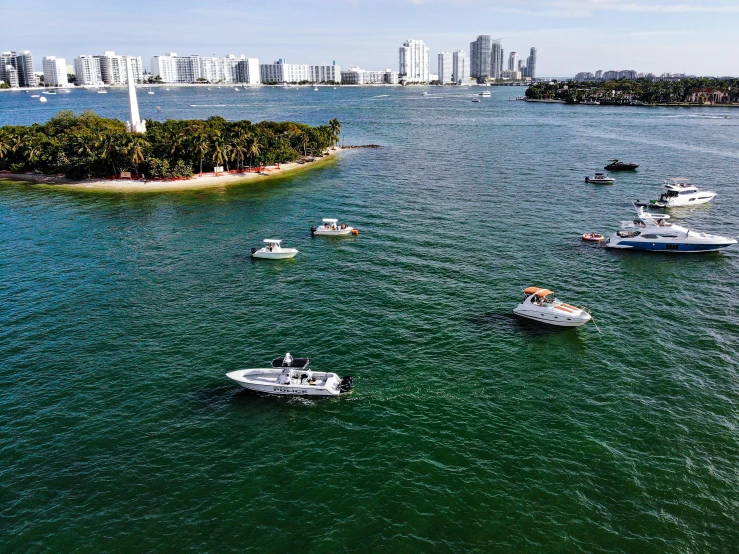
(1, 87, 738, 552)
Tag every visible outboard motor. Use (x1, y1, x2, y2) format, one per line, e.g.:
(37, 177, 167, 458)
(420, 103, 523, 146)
(310, 226, 317, 237)
(251, 247, 257, 254)
(339, 375, 353, 394)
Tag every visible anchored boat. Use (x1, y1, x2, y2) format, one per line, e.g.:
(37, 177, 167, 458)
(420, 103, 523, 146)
(585, 173, 615, 184)
(605, 205, 736, 252)
(310, 218, 356, 236)
(637, 178, 716, 208)
(226, 353, 354, 397)
(251, 239, 299, 259)
(513, 287, 592, 327)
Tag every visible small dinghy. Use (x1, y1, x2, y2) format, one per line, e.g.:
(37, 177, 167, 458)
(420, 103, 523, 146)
(513, 287, 592, 327)
(226, 353, 354, 397)
(585, 173, 615, 184)
(311, 218, 356, 236)
(582, 233, 605, 242)
(251, 239, 298, 259)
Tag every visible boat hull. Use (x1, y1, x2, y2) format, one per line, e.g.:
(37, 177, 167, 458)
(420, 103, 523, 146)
(226, 369, 347, 396)
(605, 239, 735, 252)
(513, 307, 591, 327)
(252, 249, 298, 259)
(585, 177, 615, 184)
(312, 228, 354, 236)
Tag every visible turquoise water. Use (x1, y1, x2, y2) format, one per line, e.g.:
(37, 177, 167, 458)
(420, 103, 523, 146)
(1, 87, 738, 552)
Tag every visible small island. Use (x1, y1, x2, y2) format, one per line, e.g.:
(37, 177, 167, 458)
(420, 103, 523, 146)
(526, 77, 739, 106)
(0, 111, 343, 191)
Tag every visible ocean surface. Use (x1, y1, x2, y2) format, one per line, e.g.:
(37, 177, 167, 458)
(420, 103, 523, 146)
(1, 86, 737, 553)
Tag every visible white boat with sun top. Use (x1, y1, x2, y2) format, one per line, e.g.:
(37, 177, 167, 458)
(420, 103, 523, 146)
(513, 287, 592, 327)
(605, 205, 736, 252)
(639, 177, 717, 208)
(251, 239, 299, 259)
(310, 218, 357, 236)
(226, 353, 354, 397)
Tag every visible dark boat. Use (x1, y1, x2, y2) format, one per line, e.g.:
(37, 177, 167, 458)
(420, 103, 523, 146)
(604, 159, 639, 171)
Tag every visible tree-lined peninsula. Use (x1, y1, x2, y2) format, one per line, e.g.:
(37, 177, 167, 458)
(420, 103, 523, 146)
(0, 111, 341, 181)
(526, 77, 739, 106)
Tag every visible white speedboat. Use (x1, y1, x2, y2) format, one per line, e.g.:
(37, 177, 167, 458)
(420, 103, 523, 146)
(251, 239, 299, 259)
(513, 287, 592, 327)
(605, 205, 736, 252)
(479, 91, 491, 97)
(226, 353, 353, 397)
(310, 218, 356, 236)
(641, 178, 716, 208)
(585, 172, 615, 184)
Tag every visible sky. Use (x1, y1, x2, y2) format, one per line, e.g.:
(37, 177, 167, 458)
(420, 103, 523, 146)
(3, 0, 739, 77)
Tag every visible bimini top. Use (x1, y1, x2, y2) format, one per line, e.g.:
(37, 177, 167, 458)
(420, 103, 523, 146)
(524, 287, 553, 297)
(322, 218, 338, 223)
(263, 239, 283, 244)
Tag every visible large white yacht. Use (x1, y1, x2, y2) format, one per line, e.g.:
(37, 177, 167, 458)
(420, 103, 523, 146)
(643, 178, 717, 208)
(227, 354, 353, 397)
(513, 287, 592, 327)
(605, 205, 736, 252)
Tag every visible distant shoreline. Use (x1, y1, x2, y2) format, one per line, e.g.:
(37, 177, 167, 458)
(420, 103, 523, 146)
(0, 147, 346, 193)
(524, 99, 739, 108)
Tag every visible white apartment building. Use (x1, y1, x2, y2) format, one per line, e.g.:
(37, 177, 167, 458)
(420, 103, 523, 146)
(260, 60, 309, 83)
(96, 52, 144, 85)
(42, 56, 67, 86)
(309, 62, 341, 83)
(508, 52, 518, 72)
(341, 67, 398, 85)
(1, 51, 37, 87)
(452, 50, 469, 84)
(236, 58, 260, 84)
(437, 52, 453, 84)
(151, 53, 201, 83)
(74, 55, 103, 85)
(399, 39, 429, 83)
(200, 56, 227, 83)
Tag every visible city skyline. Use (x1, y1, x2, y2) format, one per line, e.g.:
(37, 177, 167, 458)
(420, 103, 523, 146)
(4, 0, 737, 77)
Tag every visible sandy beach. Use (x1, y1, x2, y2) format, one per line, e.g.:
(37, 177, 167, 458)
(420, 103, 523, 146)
(0, 147, 344, 192)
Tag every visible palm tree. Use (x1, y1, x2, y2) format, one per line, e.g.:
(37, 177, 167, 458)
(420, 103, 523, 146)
(212, 138, 227, 171)
(246, 137, 262, 168)
(230, 138, 248, 171)
(191, 133, 210, 174)
(328, 118, 341, 148)
(0, 132, 11, 162)
(124, 135, 149, 175)
(300, 134, 310, 157)
(97, 133, 119, 176)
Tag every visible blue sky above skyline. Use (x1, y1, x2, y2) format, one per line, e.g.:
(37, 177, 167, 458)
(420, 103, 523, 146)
(4, 0, 739, 76)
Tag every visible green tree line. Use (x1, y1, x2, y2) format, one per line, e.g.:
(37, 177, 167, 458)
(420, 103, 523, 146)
(0, 111, 341, 180)
(526, 78, 739, 104)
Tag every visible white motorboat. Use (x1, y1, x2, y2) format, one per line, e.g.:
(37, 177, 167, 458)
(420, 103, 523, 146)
(513, 287, 592, 327)
(640, 178, 716, 208)
(39, 97, 47, 103)
(251, 239, 299, 259)
(310, 218, 356, 236)
(479, 91, 491, 97)
(605, 205, 736, 252)
(313, 87, 318, 91)
(97, 89, 107, 94)
(585, 172, 615, 184)
(226, 353, 353, 397)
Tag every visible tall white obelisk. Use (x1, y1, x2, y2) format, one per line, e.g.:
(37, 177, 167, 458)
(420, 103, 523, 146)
(125, 57, 146, 133)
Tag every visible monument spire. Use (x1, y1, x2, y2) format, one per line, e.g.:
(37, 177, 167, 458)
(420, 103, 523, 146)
(125, 57, 146, 133)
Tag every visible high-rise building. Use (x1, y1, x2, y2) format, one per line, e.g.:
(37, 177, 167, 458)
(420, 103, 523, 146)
(95, 52, 144, 85)
(74, 55, 103, 86)
(491, 41, 503, 80)
(595, 70, 603, 80)
(469, 35, 493, 79)
(309, 62, 341, 83)
(151, 53, 201, 83)
(398, 39, 429, 83)
(260, 59, 309, 83)
(0, 51, 37, 87)
(526, 47, 537, 79)
(452, 50, 469, 84)
(437, 52, 453, 84)
(518, 59, 527, 76)
(508, 52, 518, 72)
(42, 56, 67, 86)
(235, 58, 260, 84)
